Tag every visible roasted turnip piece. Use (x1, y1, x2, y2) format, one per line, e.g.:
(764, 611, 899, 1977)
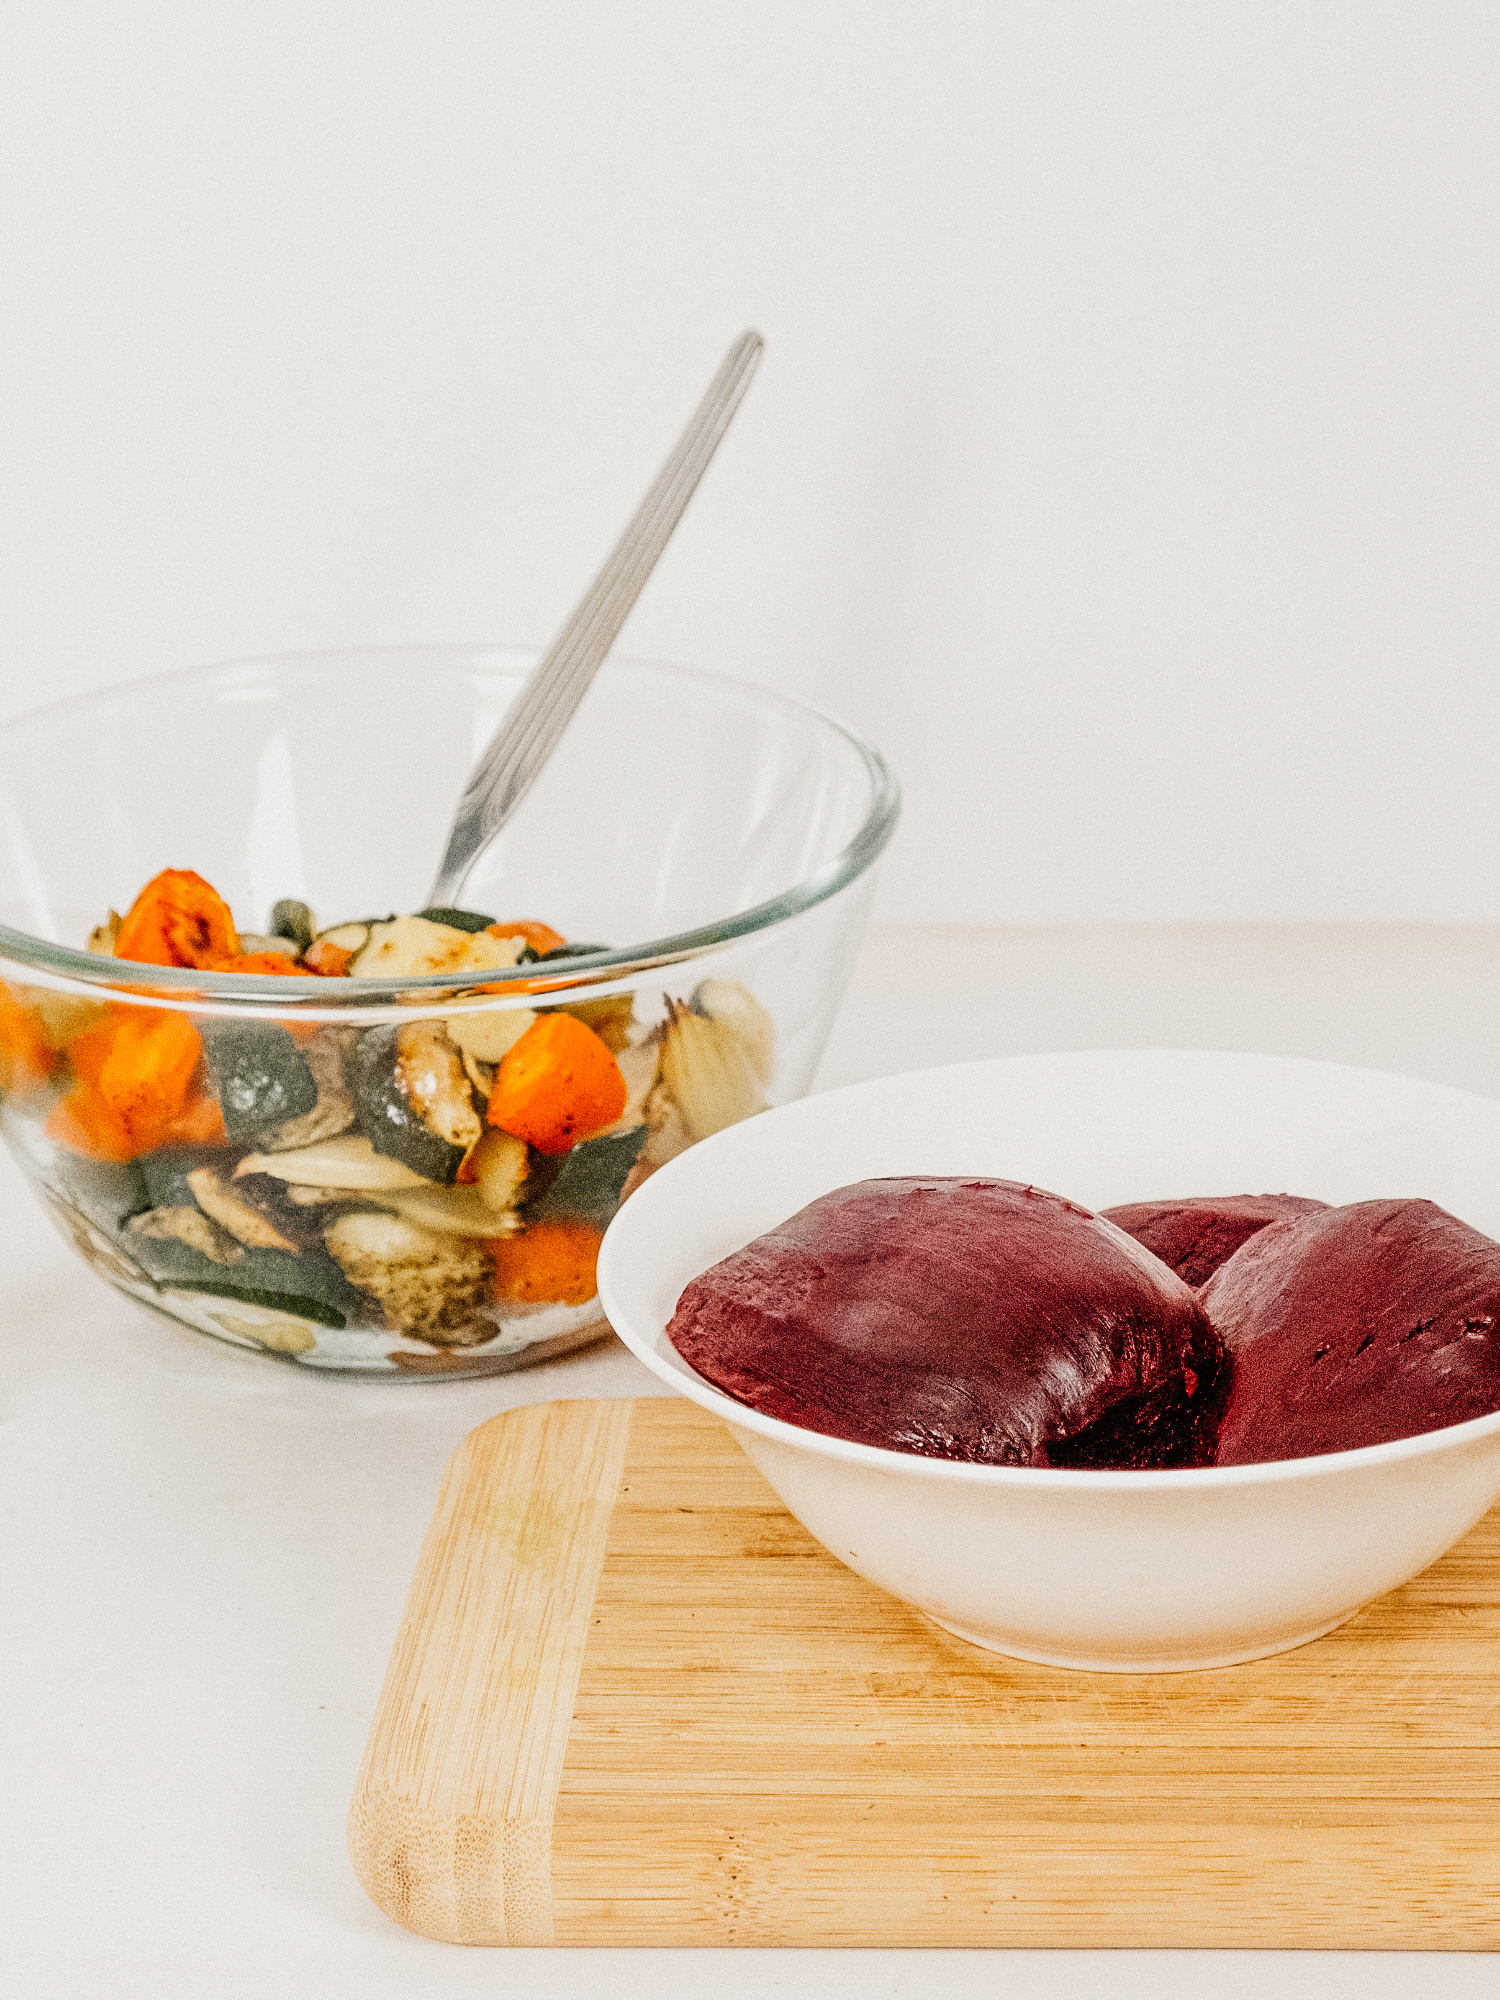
(323, 1210, 493, 1344)
(669, 1177, 1227, 1469)
(1205, 1199, 1500, 1465)
(1102, 1193, 1328, 1289)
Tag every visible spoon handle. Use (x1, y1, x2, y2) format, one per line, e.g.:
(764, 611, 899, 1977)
(427, 329, 765, 909)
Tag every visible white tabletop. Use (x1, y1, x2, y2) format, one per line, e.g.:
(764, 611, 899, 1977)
(5, 923, 1499, 1999)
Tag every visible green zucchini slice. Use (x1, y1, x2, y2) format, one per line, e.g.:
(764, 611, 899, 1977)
(126, 1235, 366, 1327)
(269, 899, 316, 953)
(531, 1124, 647, 1229)
(415, 906, 497, 933)
(350, 1026, 467, 1184)
(203, 1025, 318, 1145)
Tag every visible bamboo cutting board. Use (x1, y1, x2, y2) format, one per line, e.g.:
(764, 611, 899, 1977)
(348, 1396, 1500, 1949)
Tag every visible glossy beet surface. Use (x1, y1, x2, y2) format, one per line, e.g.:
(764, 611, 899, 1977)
(668, 1178, 1226, 1468)
(1102, 1193, 1328, 1289)
(1206, 1199, 1500, 1465)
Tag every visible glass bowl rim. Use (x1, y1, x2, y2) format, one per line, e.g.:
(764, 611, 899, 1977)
(0, 643, 901, 1007)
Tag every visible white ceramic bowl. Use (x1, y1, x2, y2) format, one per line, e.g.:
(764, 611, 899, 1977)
(598, 1050, 1500, 1672)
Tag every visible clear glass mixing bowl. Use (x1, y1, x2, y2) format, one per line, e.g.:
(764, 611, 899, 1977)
(0, 646, 898, 1378)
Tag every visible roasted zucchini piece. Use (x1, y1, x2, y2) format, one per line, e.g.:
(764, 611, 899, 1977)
(415, 906, 496, 933)
(269, 899, 316, 953)
(202, 1024, 319, 1145)
(259, 1027, 356, 1152)
(530, 1124, 647, 1229)
(122, 1231, 365, 1327)
(140, 1145, 229, 1211)
(42, 1149, 150, 1235)
(350, 1026, 468, 1183)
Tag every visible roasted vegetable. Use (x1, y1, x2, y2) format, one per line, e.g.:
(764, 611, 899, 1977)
(531, 1124, 647, 1229)
(47, 1005, 205, 1161)
(536, 940, 609, 960)
(656, 998, 767, 1142)
(42, 1149, 150, 1237)
(186, 1299, 320, 1354)
(186, 1166, 300, 1253)
(155, 1090, 228, 1146)
(323, 1210, 494, 1342)
(490, 920, 568, 956)
(445, 1006, 536, 1066)
(461, 1125, 530, 1212)
(492, 1219, 603, 1306)
(485, 1012, 626, 1154)
(215, 948, 303, 976)
(0, 985, 54, 1098)
(269, 899, 316, 953)
(347, 915, 524, 980)
(26, 988, 107, 1051)
(394, 1021, 482, 1153)
(612, 1037, 660, 1130)
(113, 869, 238, 969)
(415, 906, 496, 933)
(350, 1026, 469, 1183)
(226, 934, 297, 961)
(126, 1205, 243, 1265)
(305, 922, 368, 977)
(550, 994, 635, 1054)
(124, 1225, 365, 1326)
(380, 1183, 523, 1238)
(234, 1132, 430, 1191)
(258, 1027, 355, 1152)
(692, 978, 776, 1086)
(202, 1024, 318, 1145)
(140, 1145, 231, 1210)
(641, 1084, 691, 1166)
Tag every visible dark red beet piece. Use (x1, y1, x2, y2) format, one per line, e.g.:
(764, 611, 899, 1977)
(668, 1177, 1227, 1469)
(1101, 1194, 1328, 1289)
(1206, 1199, 1500, 1465)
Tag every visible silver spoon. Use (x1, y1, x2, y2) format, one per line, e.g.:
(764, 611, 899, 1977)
(427, 329, 765, 910)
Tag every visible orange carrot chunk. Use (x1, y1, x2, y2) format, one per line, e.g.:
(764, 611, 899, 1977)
(156, 1088, 228, 1146)
(49, 1004, 206, 1159)
(304, 939, 355, 977)
(113, 869, 238, 970)
(0, 985, 55, 1097)
(214, 952, 302, 976)
(486, 919, 567, 956)
(485, 1012, 626, 1154)
(492, 1219, 603, 1306)
(46, 1088, 134, 1163)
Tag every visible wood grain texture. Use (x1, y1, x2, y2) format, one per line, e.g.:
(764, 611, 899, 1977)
(348, 1397, 633, 1944)
(353, 1396, 1500, 1948)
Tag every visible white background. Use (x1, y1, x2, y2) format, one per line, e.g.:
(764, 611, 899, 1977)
(1, 4, 1497, 923)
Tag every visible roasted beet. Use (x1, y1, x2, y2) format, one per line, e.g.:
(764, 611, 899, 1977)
(1101, 1193, 1328, 1288)
(1206, 1199, 1500, 1465)
(668, 1177, 1227, 1468)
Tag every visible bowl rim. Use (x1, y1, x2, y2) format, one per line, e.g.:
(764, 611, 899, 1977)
(0, 642, 901, 1006)
(597, 1046, 1500, 1493)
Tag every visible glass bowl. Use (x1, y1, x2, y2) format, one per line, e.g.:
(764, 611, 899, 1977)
(0, 645, 898, 1379)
